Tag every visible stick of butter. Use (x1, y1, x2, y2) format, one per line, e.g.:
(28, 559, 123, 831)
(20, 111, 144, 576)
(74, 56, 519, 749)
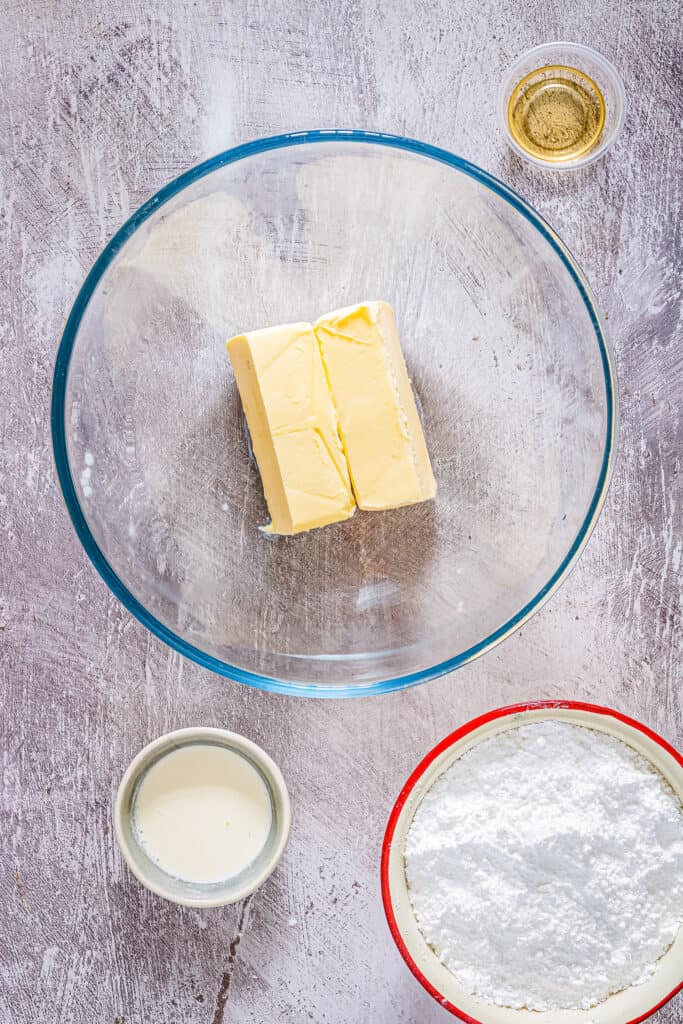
(314, 301, 437, 510)
(227, 323, 355, 535)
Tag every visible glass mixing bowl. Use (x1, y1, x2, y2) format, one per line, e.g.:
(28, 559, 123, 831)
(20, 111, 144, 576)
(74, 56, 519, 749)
(52, 131, 616, 697)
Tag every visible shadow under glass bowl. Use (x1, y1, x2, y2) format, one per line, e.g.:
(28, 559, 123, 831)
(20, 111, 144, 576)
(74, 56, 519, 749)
(51, 130, 617, 697)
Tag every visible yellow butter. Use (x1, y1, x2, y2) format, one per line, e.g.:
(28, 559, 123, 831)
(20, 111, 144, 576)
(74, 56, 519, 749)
(227, 322, 355, 535)
(314, 301, 437, 510)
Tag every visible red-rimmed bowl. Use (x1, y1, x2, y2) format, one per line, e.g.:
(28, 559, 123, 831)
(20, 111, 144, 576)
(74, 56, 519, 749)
(381, 701, 683, 1024)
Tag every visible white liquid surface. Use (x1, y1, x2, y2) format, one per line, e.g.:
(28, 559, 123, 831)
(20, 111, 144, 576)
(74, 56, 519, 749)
(132, 744, 272, 884)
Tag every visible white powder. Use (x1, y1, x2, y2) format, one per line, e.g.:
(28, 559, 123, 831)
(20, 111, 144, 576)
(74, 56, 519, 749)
(405, 720, 683, 1011)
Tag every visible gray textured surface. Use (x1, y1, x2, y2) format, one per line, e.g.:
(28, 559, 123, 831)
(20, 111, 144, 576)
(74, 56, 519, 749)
(1, 2, 681, 1022)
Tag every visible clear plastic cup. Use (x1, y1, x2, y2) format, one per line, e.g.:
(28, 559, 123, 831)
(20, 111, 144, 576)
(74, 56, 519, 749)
(499, 42, 626, 170)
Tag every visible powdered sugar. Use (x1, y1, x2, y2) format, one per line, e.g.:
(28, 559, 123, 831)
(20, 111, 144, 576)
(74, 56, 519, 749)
(405, 720, 683, 1011)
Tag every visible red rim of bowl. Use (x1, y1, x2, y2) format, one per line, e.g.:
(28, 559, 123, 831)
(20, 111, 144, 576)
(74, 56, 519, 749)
(380, 699, 683, 1024)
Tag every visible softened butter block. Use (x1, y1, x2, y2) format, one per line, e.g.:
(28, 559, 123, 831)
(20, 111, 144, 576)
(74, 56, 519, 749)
(227, 322, 355, 535)
(314, 301, 437, 510)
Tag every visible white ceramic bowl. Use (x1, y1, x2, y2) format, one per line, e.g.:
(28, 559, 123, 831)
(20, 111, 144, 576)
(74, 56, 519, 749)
(381, 701, 683, 1024)
(114, 727, 291, 907)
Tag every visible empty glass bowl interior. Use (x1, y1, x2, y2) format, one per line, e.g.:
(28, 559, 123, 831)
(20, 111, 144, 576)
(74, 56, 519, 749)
(52, 132, 615, 695)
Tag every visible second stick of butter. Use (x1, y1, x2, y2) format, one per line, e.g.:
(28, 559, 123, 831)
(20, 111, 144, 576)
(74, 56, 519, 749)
(314, 301, 437, 510)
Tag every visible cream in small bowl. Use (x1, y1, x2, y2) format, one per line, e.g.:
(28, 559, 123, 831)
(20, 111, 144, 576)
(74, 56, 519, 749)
(382, 703, 683, 1023)
(115, 728, 290, 907)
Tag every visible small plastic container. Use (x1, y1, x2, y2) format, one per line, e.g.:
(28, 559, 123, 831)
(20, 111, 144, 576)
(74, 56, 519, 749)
(499, 42, 626, 169)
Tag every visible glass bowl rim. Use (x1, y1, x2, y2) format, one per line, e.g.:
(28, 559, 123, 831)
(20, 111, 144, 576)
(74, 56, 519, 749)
(50, 129, 618, 698)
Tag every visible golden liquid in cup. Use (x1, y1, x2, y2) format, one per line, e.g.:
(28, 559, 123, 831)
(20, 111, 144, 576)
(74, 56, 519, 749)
(508, 64, 606, 163)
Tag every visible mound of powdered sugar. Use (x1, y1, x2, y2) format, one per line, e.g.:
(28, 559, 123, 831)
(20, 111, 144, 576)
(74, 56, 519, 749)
(405, 720, 683, 1011)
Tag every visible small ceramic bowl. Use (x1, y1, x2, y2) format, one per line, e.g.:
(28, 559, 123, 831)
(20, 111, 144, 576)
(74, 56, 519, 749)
(114, 727, 291, 907)
(499, 42, 626, 169)
(381, 701, 683, 1024)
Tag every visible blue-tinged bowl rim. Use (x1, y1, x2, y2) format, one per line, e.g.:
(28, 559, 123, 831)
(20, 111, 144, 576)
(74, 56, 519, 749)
(51, 129, 617, 698)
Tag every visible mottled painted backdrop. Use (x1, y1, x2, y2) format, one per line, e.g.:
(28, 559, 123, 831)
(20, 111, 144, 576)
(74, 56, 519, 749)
(1, 2, 681, 1022)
